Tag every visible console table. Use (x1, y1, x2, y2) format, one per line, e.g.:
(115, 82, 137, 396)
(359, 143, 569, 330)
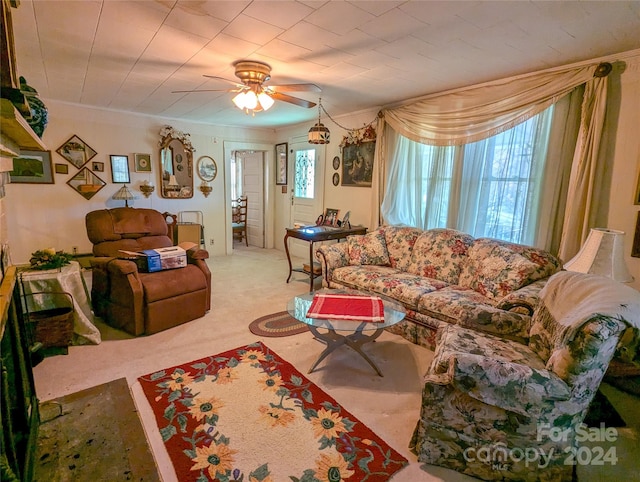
(284, 225, 367, 290)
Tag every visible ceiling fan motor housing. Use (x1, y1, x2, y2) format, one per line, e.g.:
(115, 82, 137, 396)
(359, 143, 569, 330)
(233, 60, 271, 85)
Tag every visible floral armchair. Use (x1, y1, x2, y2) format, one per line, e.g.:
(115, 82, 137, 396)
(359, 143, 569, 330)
(410, 271, 640, 481)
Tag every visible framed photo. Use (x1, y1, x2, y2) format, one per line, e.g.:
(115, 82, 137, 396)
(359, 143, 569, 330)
(134, 153, 152, 172)
(92, 162, 104, 172)
(323, 208, 340, 227)
(275, 142, 287, 185)
(10, 150, 54, 184)
(196, 155, 218, 182)
(54, 163, 68, 174)
(56, 135, 97, 168)
(341, 140, 376, 187)
(110, 155, 130, 183)
(341, 211, 351, 228)
(332, 172, 340, 186)
(332, 156, 340, 170)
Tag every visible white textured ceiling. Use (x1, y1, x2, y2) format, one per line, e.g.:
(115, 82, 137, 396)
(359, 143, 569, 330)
(11, 0, 640, 129)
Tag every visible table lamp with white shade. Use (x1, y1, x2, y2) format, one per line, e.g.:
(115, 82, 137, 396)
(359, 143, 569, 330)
(112, 184, 136, 207)
(563, 228, 634, 282)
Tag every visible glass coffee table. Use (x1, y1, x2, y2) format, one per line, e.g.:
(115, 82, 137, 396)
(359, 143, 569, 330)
(287, 289, 406, 376)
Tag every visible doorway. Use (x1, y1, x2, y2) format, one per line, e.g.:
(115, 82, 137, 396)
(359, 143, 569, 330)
(231, 150, 265, 248)
(287, 141, 325, 260)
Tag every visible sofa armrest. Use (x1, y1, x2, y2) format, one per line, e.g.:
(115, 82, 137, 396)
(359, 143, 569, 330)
(426, 352, 571, 418)
(316, 243, 350, 286)
(496, 278, 548, 316)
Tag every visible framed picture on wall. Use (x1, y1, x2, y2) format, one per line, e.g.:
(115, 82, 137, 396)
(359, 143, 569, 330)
(276, 142, 287, 185)
(134, 153, 152, 172)
(10, 150, 54, 184)
(341, 140, 375, 187)
(110, 155, 130, 183)
(56, 135, 97, 168)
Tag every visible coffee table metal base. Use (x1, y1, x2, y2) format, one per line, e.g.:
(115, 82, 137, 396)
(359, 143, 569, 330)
(307, 324, 385, 377)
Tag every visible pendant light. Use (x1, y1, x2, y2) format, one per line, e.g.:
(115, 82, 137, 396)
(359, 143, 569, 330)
(308, 98, 330, 144)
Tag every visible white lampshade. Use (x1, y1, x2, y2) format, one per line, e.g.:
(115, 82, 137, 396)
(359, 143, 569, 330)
(257, 91, 274, 111)
(168, 175, 179, 187)
(564, 228, 634, 282)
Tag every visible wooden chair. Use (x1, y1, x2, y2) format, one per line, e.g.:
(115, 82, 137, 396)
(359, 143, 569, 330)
(232, 196, 248, 246)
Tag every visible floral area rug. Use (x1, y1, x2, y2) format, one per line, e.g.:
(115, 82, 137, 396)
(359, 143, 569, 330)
(138, 341, 408, 482)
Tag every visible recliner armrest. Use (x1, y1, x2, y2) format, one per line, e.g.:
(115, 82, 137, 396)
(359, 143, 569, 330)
(426, 352, 571, 418)
(185, 247, 209, 261)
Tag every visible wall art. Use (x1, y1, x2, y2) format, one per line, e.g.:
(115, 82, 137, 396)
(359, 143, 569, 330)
(110, 155, 130, 183)
(135, 153, 152, 172)
(56, 135, 97, 168)
(54, 163, 68, 174)
(67, 167, 106, 200)
(197, 155, 217, 182)
(10, 150, 54, 184)
(341, 139, 375, 187)
(276, 142, 287, 185)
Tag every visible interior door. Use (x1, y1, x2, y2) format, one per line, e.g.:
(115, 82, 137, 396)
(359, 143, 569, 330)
(240, 151, 265, 247)
(288, 142, 324, 259)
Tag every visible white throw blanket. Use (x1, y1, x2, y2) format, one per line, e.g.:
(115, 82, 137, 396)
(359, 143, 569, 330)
(539, 271, 640, 347)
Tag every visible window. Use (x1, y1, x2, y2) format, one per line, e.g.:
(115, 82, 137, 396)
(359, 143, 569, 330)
(294, 149, 315, 199)
(381, 107, 553, 245)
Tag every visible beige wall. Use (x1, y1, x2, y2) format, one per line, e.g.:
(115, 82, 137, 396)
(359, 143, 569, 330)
(6, 101, 275, 263)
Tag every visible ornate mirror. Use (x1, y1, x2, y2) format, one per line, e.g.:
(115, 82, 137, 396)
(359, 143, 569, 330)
(158, 126, 194, 198)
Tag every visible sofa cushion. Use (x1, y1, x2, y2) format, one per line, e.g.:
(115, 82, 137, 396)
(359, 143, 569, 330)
(431, 324, 546, 376)
(458, 238, 561, 300)
(330, 265, 448, 309)
(347, 229, 390, 266)
(417, 287, 531, 340)
(140, 265, 207, 303)
(382, 226, 423, 271)
(406, 228, 474, 284)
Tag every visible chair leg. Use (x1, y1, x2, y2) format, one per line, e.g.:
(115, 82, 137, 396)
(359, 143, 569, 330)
(244, 228, 248, 246)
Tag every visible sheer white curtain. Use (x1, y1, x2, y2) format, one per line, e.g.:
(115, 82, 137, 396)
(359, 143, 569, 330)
(381, 108, 555, 245)
(372, 56, 624, 253)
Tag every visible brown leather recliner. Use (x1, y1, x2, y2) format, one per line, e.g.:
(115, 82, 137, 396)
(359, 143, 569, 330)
(85, 207, 211, 336)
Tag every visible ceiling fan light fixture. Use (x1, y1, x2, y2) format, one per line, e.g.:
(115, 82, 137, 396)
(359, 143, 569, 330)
(232, 91, 247, 109)
(258, 91, 274, 111)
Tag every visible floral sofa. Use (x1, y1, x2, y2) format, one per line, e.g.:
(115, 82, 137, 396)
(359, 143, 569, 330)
(316, 226, 562, 350)
(410, 271, 640, 481)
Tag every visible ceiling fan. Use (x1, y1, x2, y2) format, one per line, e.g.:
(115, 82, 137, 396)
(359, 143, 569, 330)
(172, 60, 321, 114)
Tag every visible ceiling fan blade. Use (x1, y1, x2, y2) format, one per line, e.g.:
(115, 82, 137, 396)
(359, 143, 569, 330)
(270, 83, 321, 93)
(270, 91, 317, 108)
(172, 88, 236, 94)
(202, 74, 243, 88)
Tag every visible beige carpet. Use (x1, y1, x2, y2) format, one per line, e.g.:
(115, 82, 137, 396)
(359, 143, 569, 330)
(32, 246, 640, 482)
